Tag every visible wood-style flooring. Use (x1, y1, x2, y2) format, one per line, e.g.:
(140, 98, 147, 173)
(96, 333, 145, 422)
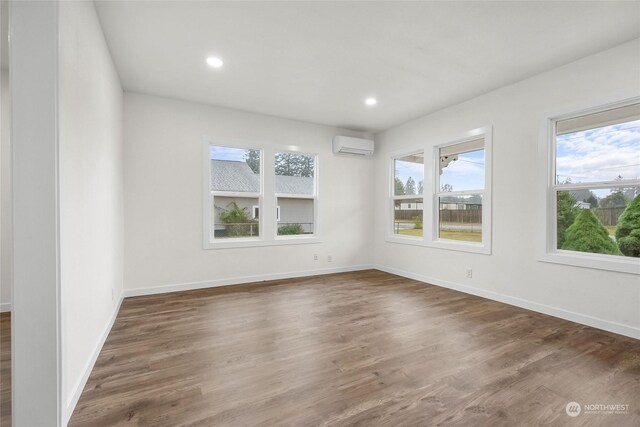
(0, 312, 11, 426)
(7, 270, 640, 426)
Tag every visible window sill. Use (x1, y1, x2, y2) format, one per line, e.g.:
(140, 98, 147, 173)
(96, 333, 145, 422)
(385, 235, 491, 255)
(539, 250, 640, 275)
(204, 236, 321, 250)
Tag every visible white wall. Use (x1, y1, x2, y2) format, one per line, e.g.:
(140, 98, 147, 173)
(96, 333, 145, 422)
(123, 93, 373, 293)
(58, 1, 123, 421)
(11, 2, 61, 424)
(373, 39, 640, 338)
(1, 68, 10, 311)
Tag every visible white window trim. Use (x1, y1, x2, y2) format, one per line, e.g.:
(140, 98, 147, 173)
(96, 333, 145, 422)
(387, 148, 426, 243)
(538, 98, 640, 275)
(203, 138, 321, 249)
(385, 127, 492, 255)
(431, 128, 492, 254)
(274, 151, 319, 241)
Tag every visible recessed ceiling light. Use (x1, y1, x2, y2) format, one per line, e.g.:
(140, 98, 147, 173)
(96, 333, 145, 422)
(365, 97, 377, 106)
(206, 56, 224, 68)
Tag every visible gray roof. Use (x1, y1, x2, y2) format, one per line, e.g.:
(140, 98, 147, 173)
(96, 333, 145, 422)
(211, 160, 314, 195)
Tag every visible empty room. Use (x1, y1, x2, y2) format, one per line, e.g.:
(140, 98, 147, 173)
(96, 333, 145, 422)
(1, 1, 640, 426)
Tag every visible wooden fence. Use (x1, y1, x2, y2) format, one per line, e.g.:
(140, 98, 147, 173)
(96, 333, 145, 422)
(395, 208, 482, 224)
(593, 207, 626, 226)
(439, 208, 482, 224)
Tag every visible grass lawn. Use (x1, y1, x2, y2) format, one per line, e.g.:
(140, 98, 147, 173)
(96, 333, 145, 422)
(439, 230, 482, 242)
(396, 228, 423, 237)
(395, 227, 482, 242)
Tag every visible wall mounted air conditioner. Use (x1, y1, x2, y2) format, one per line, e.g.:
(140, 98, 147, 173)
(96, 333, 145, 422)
(332, 136, 375, 156)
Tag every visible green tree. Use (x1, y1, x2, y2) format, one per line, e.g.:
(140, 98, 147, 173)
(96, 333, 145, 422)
(441, 183, 453, 192)
(275, 153, 313, 177)
(586, 194, 598, 208)
(278, 224, 305, 235)
(615, 195, 640, 257)
(600, 191, 628, 208)
(557, 192, 578, 248)
(405, 177, 416, 195)
(216, 202, 259, 237)
(394, 177, 405, 195)
(417, 180, 424, 195)
(244, 149, 260, 174)
(561, 209, 620, 255)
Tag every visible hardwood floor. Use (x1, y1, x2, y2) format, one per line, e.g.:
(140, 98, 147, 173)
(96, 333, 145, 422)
(3, 271, 639, 425)
(64, 270, 640, 426)
(0, 312, 10, 426)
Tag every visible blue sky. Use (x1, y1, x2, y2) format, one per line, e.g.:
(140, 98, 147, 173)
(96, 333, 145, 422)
(556, 120, 640, 184)
(395, 150, 485, 193)
(440, 149, 484, 192)
(395, 158, 425, 191)
(211, 146, 249, 161)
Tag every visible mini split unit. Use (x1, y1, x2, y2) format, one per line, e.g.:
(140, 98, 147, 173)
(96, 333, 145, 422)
(332, 136, 374, 156)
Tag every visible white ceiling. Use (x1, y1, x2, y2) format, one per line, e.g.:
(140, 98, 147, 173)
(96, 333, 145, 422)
(95, 1, 640, 133)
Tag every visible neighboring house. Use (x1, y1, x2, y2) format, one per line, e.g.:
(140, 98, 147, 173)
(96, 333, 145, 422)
(396, 202, 423, 210)
(211, 160, 315, 235)
(574, 201, 591, 209)
(569, 189, 595, 204)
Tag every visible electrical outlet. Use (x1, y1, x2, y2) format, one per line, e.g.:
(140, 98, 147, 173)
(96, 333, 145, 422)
(314, 254, 318, 261)
(328, 255, 333, 263)
(466, 269, 473, 279)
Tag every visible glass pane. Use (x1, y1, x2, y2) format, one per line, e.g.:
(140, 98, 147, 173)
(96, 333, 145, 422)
(556, 187, 640, 258)
(555, 117, 640, 185)
(439, 148, 484, 192)
(438, 195, 482, 242)
(393, 198, 423, 237)
(212, 196, 260, 239)
(394, 153, 424, 196)
(277, 197, 314, 235)
(275, 152, 315, 195)
(211, 146, 260, 192)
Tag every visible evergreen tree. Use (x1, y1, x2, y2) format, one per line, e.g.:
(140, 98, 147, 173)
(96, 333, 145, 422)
(405, 177, 416, 195)
(244, 149, 260, 174)
(275, 153, 313, 177)
(600, 191, 628, 208)
(557, 192, 578, 248)
(615, 195, 640, 257)
(418, 180, 424, 195)
(394, 177, 405, 195)
(561, 209, 620, 255)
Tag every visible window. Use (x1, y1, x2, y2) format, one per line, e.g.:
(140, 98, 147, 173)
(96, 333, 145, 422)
(392, 152, 424, 238)
(548, 101, 640, 268)
(436, 139, 485, 244)
(275, 152, 317, 237)
(209, 146, 262, 241)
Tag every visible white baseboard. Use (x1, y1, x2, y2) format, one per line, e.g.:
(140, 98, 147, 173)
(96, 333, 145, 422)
(124, 264, 374, 298)
(65, 293, 124, 425)
(374, 264, 640, 341)
(0, 302, 10, 313)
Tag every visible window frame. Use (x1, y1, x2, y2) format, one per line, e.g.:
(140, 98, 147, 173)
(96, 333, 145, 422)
(205, 142, 264, 247)
(539, 98, 640, 275)
(388, 150, 426, 242)
(432, 133, 491, 254)
(385, 127, 492, 254)
(274, 151, 319, 240)
(203, 139, 321, 249)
